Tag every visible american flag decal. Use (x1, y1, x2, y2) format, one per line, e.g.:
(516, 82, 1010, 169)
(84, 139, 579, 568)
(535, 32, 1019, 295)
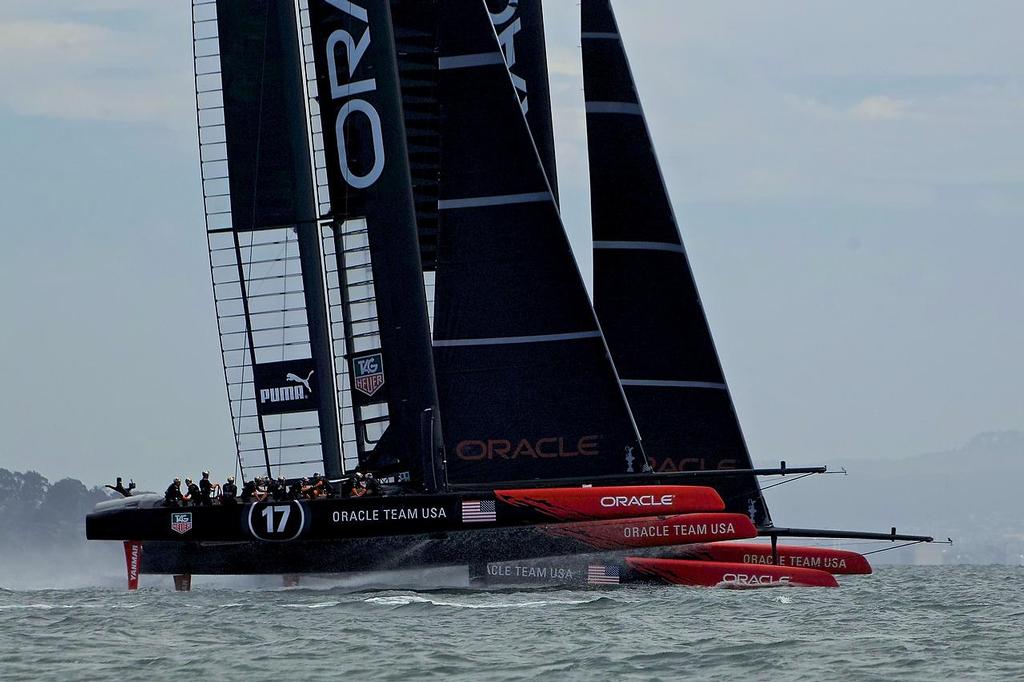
(587, 564, 621, 585)
(461, 500, 496, 523)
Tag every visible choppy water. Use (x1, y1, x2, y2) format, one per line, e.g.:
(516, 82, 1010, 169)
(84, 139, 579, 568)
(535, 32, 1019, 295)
(1, 566, 1021, 681)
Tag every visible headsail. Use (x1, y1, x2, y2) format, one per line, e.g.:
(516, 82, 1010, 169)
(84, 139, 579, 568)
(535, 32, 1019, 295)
(193, 0, 342, 480)
(582, 0, 771, 524)
(430, 0, 647, 485)
(303, 0, 443, 490)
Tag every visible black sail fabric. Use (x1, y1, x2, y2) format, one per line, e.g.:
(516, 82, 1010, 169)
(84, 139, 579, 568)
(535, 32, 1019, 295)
(307, 0, 443, 490)
(434, 0, 646, 485)
(582, 0, 771, 525)
(485, 0, 559, 201)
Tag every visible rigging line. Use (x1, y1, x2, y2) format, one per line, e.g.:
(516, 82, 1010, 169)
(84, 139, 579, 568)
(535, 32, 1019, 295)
(759, 471, 818, 492)
(862, 541, 926, 556)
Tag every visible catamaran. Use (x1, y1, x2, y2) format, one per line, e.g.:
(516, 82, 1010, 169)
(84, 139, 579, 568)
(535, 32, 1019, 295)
(87, 0, 936, 590)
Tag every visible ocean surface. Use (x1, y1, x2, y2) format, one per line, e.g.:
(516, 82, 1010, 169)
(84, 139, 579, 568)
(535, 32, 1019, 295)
(1, 566, 1021, 681)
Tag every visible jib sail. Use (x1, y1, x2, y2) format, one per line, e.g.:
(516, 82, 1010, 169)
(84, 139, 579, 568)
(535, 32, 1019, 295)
(193, 0, 342, 480)
(582, 0, 771, 524)
(431, 0, 648, 486)
(304, 0, 443, 490)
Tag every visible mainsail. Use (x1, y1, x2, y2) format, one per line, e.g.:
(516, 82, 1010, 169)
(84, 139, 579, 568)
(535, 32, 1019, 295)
(193, 0, 342, 480)
(582, 0, 771, 524)
(429, 0, 648, 485)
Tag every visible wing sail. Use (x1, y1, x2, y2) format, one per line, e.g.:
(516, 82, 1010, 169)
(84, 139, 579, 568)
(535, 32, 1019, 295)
(194, 0, 342, 480)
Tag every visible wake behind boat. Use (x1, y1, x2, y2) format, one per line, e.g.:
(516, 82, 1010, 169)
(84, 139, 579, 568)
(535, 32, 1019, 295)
(86, 0, 937, 589)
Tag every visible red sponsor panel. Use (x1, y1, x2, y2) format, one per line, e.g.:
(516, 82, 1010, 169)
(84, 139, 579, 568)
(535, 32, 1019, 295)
(123, 540, 142, 591)
(541, 512, 756, 550)
(674, 542, 872, 575)
(626, 557, 839, 588)
(494, 485, 724, 521)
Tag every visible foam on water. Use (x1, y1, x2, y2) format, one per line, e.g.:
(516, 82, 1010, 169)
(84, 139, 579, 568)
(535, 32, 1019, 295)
(0, 566, 1021, 681)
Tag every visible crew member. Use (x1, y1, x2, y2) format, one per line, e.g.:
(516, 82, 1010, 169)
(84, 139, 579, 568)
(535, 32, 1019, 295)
(364, 472, 382, 497)
(106, 477, 136, 498)
(241, 477, 256, 503)
(185, 478, 201, 505)
(199, 471, 215, 507)
(221, 476, 238, 504)
(288, 478, 304, 501)
(274, 476, 289, 501)
(349, 472, 367, 498)
(164, 478, 183, 506)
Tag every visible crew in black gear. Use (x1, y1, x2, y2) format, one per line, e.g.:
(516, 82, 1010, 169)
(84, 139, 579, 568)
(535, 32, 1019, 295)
(164, 478, 183, 506)
(185, 478, 201, 506)
(274, 476, 289, 501)
(241, 478, 256, 503)
(288, 479, 304, 501)
(106, 477, 136, 498)
(221, 476, 238, 504)
(199, 471, 214, 507)
(365, 472, 382, 497)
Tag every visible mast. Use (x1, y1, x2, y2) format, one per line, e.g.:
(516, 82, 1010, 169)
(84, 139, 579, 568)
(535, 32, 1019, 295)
(581, 0, 771, 524)
(423, 0, 648, 486)
(194, 0, 342, 480)
(305, 0, 443, 491)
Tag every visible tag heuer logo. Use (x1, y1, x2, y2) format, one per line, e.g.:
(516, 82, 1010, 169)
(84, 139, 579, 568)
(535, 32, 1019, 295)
(171, 512, 193, 535)
(353, 353, 385, 397)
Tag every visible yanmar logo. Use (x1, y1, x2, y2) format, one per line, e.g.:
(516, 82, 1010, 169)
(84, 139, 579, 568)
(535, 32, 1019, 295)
(456, 435, 601, 461)
(599, 494, 675, 509)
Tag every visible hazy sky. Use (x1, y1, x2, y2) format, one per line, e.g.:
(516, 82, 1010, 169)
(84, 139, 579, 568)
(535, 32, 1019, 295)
(0, 1, 1021, 488)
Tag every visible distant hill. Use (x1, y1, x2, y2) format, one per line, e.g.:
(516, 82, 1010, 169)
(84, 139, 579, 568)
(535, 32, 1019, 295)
(764, 431, 1024, 564)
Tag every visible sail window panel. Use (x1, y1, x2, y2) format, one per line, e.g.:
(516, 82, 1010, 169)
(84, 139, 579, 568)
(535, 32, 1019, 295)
(192, 2, 216, 23)
(199, 144, 228, 167)
(250, 327, 311, 350)
(196, 89, 223, 110)
(243, 291, 306, 315)
(212, 279, 242, 299)
(194, 54, 221, 77)
(254, 344, 312, 365)
(198, 107, 225, 129)
(202, 160, 229, 181)
(203, 177, 230, 198)
(204, 194, 232, 215)
(195, 72, 222, 94)
(193, 20, 218, 42)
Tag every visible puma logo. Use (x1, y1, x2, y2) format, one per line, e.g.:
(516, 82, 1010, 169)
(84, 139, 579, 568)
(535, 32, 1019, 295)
(286, 370, 314, 395)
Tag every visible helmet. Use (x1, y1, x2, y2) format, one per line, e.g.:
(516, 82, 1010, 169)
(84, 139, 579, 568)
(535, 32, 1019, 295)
(366, 473, 374, 480)
(227, 476, 235, 483)
(185, 478, 193, 484)
(354, 471, 364, 480)
(202, 470, 209, 477)
(174, 478, 181, 484)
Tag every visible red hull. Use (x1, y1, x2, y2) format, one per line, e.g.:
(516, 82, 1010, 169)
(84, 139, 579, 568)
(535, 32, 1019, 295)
(496, 485, 724, 521)
(627, 557, 839, 588)
(542, 513, 757, 550)
(674, 542, 872, 575)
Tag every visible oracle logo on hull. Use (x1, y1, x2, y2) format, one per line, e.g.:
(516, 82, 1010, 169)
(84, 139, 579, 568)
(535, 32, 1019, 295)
(599, 494, 675, 509)
(722, 573, 792, 587)
(456, 435, 602, 461)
